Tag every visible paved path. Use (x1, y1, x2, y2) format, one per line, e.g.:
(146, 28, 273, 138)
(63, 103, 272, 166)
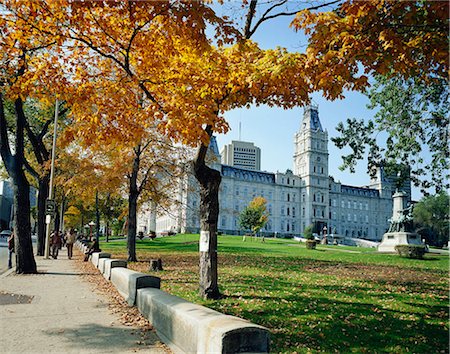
(0, 248, 168, 354)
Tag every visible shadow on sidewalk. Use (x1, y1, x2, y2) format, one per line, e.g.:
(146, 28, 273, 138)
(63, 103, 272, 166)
(42, 271, 98, 276)
(44, 322, 157, 351)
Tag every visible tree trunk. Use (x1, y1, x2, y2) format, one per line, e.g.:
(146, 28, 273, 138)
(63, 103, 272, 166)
(194, 126, 221, 299)
(95, 190, 100, 242)
(106, 220, 110, 242)
(36, 174, 49, 256)
(13, 170, 37, 273)
(7, 97, 37, 274)
(127, 148, 140, 262)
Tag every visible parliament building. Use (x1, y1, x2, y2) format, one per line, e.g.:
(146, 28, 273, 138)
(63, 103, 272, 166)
(140, 106, 410, 241)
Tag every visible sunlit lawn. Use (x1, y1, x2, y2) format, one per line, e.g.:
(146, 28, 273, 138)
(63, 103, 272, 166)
(99, 234, 449, 353)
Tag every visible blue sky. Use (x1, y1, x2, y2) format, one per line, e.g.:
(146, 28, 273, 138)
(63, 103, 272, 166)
(213, 5, 424, 200)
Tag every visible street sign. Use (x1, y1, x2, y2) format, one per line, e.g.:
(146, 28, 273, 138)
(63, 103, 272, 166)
(45, 199, 56, 215)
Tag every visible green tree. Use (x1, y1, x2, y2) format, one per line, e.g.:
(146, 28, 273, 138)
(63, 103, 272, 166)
(413, 191, 449, 247)
(239, 196, 269, 236)
(331, 74, 449, 193)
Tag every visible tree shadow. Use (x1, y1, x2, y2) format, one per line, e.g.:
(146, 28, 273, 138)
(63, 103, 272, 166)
(44, 322, 160, 352)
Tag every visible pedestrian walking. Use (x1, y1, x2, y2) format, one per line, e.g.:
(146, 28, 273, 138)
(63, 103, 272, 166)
(50, 230, 62, 259)
(7, 230, 14, 269)
(65, 228, 76, 260)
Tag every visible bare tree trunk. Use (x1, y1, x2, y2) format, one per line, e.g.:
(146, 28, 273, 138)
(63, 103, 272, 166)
(194, 126, 221, 299)
(127, 146, 141, 262)
(95, 190, 100, 242)
(0, 95, 37, 274)
(13, 170, 36, 274)
(36, 174, 49, 255)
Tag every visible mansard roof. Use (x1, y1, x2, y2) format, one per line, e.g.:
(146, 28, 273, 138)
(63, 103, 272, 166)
(341, 184, 379, 197)
(301, 105, 323, 132)
(221, 165, 275, 184)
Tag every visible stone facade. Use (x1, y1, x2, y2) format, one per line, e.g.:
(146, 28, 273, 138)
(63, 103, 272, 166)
(140, 106, 409, 241)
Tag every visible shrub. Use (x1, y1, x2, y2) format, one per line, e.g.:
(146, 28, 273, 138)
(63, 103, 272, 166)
(304, 225, 314, 240)
(395, 244, 426, 259)
(306, 240, 316, 249)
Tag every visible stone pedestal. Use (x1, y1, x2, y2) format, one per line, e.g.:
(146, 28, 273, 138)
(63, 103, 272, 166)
(378, 232, 422, 253)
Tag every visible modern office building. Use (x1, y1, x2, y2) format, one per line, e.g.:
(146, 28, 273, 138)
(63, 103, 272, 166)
(220, 140, 261, 171)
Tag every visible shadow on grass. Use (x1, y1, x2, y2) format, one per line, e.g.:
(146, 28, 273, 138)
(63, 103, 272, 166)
(213, 283, 448, 353)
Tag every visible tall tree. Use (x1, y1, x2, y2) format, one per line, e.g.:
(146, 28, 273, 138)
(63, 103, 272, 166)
(292, 0, 449, 192)
(413, 191, 449, 247)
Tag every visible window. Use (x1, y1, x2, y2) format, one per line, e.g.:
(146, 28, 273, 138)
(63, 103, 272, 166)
(354, 202, 357, 209)
(287, 207, 290, 216)
(348, 201, 351, 208)
(321, 195, 324, 203)
(365, 215, 369, 222)
(360, 202, 363, 210)
(313, 194, 316, 202)
(287, 193, 290, 202)
(302, 194, 306, 202)
(348, 213, 351, 221)
(302, 208, 305, 217)
(281, 207, 284, 215)
(354, 214, 357, 222)
(341, 200, 345, 208)
(313, 208, 316, 217)
(292, 207, 296, 217)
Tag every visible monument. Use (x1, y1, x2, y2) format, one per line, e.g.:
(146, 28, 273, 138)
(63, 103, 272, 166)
(378, 191, 422, 252)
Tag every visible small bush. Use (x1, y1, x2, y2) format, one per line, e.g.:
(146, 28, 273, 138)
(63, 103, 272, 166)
(395, 244, 426, 259)
(304, 225, 314, 240)
(306, 240, 316, 250)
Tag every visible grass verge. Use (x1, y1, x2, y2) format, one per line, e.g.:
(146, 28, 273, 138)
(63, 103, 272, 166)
(99, 234, 449, 353)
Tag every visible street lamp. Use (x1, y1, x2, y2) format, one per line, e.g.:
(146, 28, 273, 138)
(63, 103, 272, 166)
(89, 221, 95, 239)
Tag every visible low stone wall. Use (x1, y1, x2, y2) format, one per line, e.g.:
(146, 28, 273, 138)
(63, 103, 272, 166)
(137, 288, 270, 354)
(110, 267, 160, 306)
(102, 259, 127, 280)
(91, 252, 111, 267)
(81, 245, 270, 353)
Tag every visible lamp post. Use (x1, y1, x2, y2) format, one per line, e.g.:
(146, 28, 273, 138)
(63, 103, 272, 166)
(44, 99, 59, 259)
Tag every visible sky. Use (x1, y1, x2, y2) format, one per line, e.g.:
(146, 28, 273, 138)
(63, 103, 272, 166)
(212, 3, 424, 201)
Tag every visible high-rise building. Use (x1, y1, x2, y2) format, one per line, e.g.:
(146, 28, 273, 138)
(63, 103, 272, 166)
(220, 140, 261, 171)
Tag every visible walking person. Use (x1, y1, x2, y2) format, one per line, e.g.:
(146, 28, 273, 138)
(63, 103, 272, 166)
(65, 228, 76, 260)
(7, 230, 14, 269)
(50, 230, 62, 259)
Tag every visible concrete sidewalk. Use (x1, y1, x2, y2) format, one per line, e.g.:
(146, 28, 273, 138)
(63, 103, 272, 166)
(0, 248, 168, 354)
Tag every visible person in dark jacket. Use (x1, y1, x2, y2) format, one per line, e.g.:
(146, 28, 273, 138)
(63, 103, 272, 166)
(7, 231, 14, 269)
(50, 230, 62, 259)
(84, 237, 101, 262)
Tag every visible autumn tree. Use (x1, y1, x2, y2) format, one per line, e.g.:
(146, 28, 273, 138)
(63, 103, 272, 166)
(239, 196, 269, 238)
(293, 0, 449, 192)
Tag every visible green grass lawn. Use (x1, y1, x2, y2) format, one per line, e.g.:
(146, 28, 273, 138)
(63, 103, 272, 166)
(99, 234, 449, 353)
